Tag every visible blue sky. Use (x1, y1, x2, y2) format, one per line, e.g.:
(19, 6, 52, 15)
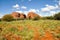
(0, 0, 60, 18)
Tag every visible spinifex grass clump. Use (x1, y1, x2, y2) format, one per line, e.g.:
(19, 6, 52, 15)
(0, 20, 60, 40)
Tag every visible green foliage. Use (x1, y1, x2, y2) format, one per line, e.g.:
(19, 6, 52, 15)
(40, 17, 47, 20)
(0, 20, 60, 40)
(32, 16, 40, 20)
(41, 16, 54, 20)
(46, 16, 54, 20)
(14, 18, 26, 21)
(54, 12, 60, 20)
(18, 17, 26, 20)
(40, 12, 60, 20)
(0, 18, 1, 21)
(2, 14, 14, 21)
(9, 27, 18, 33)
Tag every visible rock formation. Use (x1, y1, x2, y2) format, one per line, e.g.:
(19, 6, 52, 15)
(11, 12, 26, 19)
(27, 12, 40, 19)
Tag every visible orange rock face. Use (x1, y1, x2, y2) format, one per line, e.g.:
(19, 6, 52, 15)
(11, 12, 26, 19)
(20, 14, 26, 19)
(27, 12, 40, 19)
(11, 12, 41, 19)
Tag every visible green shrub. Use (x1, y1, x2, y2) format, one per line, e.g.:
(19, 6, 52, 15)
(41, 16, 54, 20)
(32, 16, 40, 20)
(54, 12, 60, 20)
(46, 16, 54, 20)
(2, 14, 14, 21)
(20, 18, 25, 20)
(0, 18, 1, 21)
(40, 17, 47, 20)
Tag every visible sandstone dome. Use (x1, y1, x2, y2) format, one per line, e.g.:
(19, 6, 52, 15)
(27, 12, 41, 19)
(11, 12, 26, 19)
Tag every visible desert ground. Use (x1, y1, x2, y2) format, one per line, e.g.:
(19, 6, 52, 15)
(0, 20, 60, 40)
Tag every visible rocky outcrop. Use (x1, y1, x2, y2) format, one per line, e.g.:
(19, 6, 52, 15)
(11, 12, 41, 19)
(11, 12, 26, 19)
(27, 12, 40, 19)
(19, 13, 26, 19)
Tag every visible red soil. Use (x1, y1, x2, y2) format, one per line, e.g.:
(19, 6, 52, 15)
(4, 25, 60, 40)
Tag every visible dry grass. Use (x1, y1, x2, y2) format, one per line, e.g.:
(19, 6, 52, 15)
(0, 20, 60, 40)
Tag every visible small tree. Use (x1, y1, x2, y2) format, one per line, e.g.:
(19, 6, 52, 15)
(32, 16, 40, 20)
(54, 12, 60, 20)
(0, 18, 1, 21)
(2, 14, 14, 21)
(46, 16, 54, 20)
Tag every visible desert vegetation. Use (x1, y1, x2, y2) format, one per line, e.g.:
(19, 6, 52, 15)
(54, 12, 60, 20)
(0, 0, 60, 40)
(0, 20, 60, 40)
(0, 12, 60, 22)
(0, 12, 60, 40)
(2, 14, 14, 22)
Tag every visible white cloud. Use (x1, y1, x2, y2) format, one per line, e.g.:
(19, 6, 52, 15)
(24, 11, 28, 15)
(40, 11, 59, 17)
(40, 10, 60, 17)
(13, 4, 27, 10)
(55, 0, 60, 6)
(36, 10, 40, 12)
(49, 11, 56, 16)
(58, 0, 60, 7)
(15, 9, 40, 15)
(0, 14, 3, 18)
(21, 6, 27, 9)
(39, 13, 49, 17)
(29, 9, 39, 13)
(41, 4, 58, 12)
(16, 11, 28, 15)
(13, 4, 20, 9)
(29, 9, 36, 12)
(50, 10, 60, 16)
(16, 11, 23, 13)
(24, 9, 39, 15)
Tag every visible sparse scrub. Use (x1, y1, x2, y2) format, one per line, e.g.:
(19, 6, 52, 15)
(54, 12, 60, 20)
(32, 16, 40, 20)
(2, 14, 14, 21)
(0, 18, 1, 21)
(0, 20, 60, 40)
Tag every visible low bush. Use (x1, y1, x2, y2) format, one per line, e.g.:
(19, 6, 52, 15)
(46, 16, 54, 20)
(2, 14, 14, 21)
(32, 16, 40, 20)
(41, 16, 54, 20)
(0, 18, 1, 21)
(54, 12, 60, 20)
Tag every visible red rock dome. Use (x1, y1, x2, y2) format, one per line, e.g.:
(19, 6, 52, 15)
(11, 12, 26, 19)
(27, 12, 40, 19)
